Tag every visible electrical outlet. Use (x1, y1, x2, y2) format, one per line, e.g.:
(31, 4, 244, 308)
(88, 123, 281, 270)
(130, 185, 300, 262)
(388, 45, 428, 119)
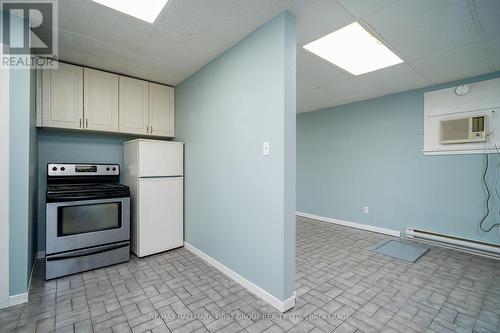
(364, 206, 369, 214)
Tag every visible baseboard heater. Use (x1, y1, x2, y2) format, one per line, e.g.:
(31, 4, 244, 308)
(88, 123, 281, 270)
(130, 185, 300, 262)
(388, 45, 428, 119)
(405, 227, 500, 259)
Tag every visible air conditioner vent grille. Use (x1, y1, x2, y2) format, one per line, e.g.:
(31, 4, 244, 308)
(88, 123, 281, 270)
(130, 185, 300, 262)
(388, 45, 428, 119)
(440, 116, 486, 144)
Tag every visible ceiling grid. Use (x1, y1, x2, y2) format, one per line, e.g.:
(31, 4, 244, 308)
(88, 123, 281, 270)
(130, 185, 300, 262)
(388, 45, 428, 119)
(55, 0, 500, 113)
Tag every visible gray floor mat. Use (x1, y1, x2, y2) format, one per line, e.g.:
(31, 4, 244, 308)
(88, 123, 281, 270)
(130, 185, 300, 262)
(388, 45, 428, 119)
(371, 239, 430, 262)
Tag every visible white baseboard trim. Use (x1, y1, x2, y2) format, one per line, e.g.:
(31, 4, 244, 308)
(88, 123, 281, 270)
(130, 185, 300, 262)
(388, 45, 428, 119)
(8, 292, 28, 307)
(36, 251, 45, 259)
(28, 254, 37, 292)
(296, 211, 401, 237)
(184, 242, 296, 312)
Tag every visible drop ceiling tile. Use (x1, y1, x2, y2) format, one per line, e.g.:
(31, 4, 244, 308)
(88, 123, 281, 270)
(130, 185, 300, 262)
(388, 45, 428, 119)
(410, 42, 493, 84)
(355, 63, 429, 95)
(154, 0, 240, 42)
(473, 0, 500, 42)
(58, 0, 155, 54)
(154, 0, 284, 51)
(485, 39, 500, 71)
(292, 1, 354, 45)
(139, 26, 218, 66)
(297, 79, 316, 96)
(297, 49, 352, 89)
(364, 0, 480, 62)
(298, 78, 380, 112)
(296, 101, 308, 113)
(297, 99, 322, 113)
(317, 78, 378, 99)
(297, 85, 336, 113)
(123, 55, 192, 85)
(297, 75, 332, 111)
(58, 30, 137, 75)
(337, 0, 400, 17)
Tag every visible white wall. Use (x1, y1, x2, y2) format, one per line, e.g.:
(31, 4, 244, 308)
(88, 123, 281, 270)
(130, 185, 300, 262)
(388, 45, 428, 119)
(0, 44, 10, 309)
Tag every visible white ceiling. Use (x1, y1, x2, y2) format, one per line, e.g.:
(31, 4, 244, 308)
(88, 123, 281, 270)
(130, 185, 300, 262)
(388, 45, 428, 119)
(56, 0, 500, 113)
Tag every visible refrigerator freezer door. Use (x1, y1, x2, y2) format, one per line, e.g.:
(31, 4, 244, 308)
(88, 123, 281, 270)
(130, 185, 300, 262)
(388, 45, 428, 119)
(139, 141, 183, 177)
(136, 177, 183, 257)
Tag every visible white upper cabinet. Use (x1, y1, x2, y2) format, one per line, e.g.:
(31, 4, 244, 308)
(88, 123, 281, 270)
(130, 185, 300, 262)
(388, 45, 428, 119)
(119, 76, 149, 135)
(149, 83, 174, 137)
(38, 62, 175, 137)
(42, 63, 84, 129)
(84, 68, 119, 132)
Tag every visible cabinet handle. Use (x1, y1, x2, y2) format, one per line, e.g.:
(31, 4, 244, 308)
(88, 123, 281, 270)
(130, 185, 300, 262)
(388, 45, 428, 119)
(85, 119, 88, 128)
(79, 119, 82, 128)
(146, 126, 149, 134)
(151, 126, 153, 134)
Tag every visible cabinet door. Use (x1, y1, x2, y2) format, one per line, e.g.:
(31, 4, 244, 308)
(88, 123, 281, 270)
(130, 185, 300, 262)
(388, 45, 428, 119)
(119, 76, 149, 135)
(137, 177, 183, 257)
(42, 63, 83, 129)
(84, 68, 119, 132)
(148, 83, 174, 137)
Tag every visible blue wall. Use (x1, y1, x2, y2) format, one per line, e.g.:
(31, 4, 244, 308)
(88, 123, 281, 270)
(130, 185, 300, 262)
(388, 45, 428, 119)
(9, 68, 32, 295)
(28, 70, 37, 288)
(175, 12, 296, 302)
(297, 72, 500, 245)
(8, 13, 38, 296)
(37, 130, 135, 251)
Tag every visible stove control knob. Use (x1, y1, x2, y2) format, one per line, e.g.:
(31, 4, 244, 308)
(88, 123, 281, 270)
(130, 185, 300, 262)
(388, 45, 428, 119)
(106, 167, 110, 171)
(112, 167, 116, 171)
(60, 166, 65, 171)
(52, 166, 57, 171)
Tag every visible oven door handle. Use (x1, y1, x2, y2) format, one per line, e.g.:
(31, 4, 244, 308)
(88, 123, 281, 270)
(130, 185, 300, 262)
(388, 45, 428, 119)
(46, 242, 129, 261)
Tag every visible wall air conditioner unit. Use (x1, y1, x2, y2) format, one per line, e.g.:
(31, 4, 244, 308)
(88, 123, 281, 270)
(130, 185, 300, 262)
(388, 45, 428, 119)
(440, 115, 486, 144)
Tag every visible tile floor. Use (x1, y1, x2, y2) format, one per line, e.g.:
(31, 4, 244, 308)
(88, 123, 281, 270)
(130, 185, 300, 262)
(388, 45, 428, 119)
(1, 216, 499, 333)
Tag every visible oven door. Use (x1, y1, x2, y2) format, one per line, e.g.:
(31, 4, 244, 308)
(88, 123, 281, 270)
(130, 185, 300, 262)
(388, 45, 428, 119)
(46, 197, 130, 255)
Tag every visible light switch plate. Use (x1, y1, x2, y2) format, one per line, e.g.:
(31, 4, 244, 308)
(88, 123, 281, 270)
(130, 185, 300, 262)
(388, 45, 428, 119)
(262, 141, 270, 156)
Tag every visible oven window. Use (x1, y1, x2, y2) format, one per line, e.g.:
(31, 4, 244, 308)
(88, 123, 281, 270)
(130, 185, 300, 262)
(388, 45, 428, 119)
(58, 202, 122, 236)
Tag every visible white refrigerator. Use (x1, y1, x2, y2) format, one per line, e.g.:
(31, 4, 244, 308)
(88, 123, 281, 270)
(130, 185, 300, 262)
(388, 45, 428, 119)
(124, 139, 184, 257)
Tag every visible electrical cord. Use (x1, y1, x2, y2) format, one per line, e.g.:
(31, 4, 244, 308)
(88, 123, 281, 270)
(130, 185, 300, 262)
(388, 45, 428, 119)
(479, 131, 500, 232)
(493, 138, 500, 218)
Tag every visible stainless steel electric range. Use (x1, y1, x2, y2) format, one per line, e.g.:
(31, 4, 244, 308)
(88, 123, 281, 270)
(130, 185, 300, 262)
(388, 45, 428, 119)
(45, 163, 130, 280)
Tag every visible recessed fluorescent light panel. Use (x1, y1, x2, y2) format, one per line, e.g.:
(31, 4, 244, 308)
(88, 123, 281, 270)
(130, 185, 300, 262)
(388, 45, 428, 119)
(92, 0, 169, 23)
(303, 22, 403, 75)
